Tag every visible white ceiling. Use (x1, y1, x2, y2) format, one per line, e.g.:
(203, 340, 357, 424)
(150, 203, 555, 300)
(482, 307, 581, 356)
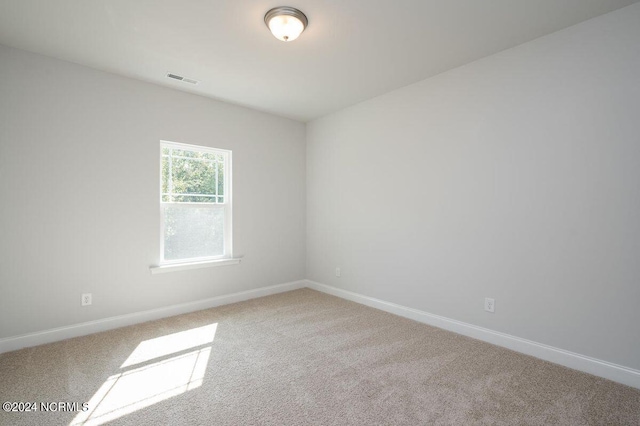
(0, 0, 637, 122)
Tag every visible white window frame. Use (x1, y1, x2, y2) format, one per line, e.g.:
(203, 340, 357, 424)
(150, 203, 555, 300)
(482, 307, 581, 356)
(159, 140, 233, 266)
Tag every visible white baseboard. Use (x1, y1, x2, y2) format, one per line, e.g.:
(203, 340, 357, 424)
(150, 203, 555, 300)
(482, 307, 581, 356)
(305, 280, 640, 390)
(3, 278, 638, 390)
(0, 280, 306, 355)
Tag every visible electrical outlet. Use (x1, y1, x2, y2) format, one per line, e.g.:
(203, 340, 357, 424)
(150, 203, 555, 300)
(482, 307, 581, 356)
(484, 297, 495, 313)
(81, 293, 92, 306)
(335, 267, 341, 277)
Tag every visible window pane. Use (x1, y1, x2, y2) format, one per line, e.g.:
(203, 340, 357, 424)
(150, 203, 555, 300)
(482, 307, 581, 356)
(161, 156, 170, 197)
(171, 157, 217, 197)
(163, 206, 224, 261)
(170, 149, 218, 161)
(217, 162, 224, 196)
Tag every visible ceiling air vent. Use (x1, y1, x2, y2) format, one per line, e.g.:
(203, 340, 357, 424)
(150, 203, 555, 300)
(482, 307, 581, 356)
(166, 73, 200, 85)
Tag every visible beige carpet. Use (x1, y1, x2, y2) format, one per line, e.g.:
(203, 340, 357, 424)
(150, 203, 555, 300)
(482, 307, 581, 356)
(1, 289, 639, 425)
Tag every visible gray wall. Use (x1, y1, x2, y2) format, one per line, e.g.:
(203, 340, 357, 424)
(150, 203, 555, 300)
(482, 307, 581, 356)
(0, 45, 306, 338)
(307, 4, 640, 370)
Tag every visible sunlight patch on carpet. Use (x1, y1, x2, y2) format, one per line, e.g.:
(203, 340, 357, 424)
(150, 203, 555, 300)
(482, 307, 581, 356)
(121, 323, 217, 368)
(70, 323, 217, 425)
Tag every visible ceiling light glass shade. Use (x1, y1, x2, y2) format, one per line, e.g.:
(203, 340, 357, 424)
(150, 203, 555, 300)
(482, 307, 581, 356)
(264, 7, 308, 42)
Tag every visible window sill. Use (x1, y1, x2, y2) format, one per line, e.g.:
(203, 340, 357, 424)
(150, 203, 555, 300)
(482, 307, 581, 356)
(149, 258, 241, 274)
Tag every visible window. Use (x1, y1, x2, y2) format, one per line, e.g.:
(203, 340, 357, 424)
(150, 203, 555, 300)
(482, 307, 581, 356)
(160, 141, 232, 265)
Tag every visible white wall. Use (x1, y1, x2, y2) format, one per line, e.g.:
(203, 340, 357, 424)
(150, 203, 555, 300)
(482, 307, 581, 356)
(1, 3, 639, 375)
(0, 45, 306, 339)
(307, 4, 640, 370)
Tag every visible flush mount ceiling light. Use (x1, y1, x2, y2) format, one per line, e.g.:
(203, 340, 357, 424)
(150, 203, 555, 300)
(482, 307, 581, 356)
(264, 6, 308, 42)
